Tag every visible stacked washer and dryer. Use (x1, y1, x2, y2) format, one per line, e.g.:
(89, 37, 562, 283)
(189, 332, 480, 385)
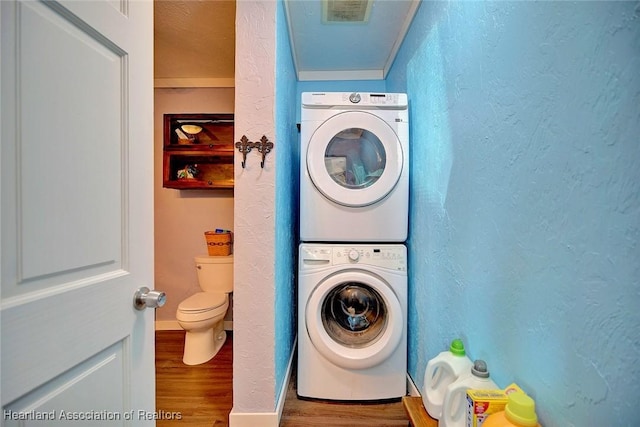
(298, 92, 409, 401)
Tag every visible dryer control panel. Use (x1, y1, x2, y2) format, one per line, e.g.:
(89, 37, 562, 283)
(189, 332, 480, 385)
(301, 92, 407, 109)
(300, 244, 406, 272)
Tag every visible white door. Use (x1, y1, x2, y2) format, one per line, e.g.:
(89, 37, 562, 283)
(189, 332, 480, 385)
(1, 0, 155, 424)
(306, 111, 404, 207)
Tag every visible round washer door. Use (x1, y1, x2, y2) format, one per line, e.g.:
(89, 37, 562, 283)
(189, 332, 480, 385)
(306, 111, 404, 207)
(305, 270, 403, 370)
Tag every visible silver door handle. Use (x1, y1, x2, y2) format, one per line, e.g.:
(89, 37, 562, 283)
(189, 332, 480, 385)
(134, 287, 167, 310)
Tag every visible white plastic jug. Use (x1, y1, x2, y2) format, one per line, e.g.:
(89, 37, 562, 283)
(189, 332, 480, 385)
(422, 339, 473, 419)
(439, 360, 499, 427)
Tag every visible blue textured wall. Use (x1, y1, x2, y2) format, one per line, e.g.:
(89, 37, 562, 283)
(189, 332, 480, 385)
(387, 2, 640, 426)
(274, 0, 299, 407)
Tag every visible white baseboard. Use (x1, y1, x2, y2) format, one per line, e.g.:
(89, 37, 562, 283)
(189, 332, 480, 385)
(276, 336, 297, 419)
(229, 336, 297, 427)
(407, 372, 421, 397)
(228, 411, 279, 427)
(155, 320, 234, 331)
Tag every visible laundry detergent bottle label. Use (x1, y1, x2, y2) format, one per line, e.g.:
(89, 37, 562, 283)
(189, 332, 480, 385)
(422, 339, 473, 420)
(439, 360, 499, 427)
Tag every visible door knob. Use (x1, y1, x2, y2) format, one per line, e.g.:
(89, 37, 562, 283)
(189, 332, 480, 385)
(134, 287, 167, 310)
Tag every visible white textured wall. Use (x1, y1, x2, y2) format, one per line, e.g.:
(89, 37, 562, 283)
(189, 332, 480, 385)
(232, 0, 278, 415)
(153, 88, 235, 323)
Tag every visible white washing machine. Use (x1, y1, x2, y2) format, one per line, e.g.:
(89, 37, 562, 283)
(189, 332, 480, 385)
(297, 243, 407, 401)
(300, 92, 409, 242)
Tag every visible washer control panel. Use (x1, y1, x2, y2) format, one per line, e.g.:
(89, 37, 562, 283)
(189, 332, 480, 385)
(300, 244, 406, 271)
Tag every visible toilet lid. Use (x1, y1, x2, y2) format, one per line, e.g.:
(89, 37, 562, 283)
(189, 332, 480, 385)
(178, 292, 227, 312)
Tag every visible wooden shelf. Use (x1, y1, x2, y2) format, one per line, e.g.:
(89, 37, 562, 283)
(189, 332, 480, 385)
(163, 113, 234, 190)
(402, 396, 438, 427)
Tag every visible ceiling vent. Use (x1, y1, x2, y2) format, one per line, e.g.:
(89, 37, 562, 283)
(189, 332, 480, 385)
(322, 0, 373, 23)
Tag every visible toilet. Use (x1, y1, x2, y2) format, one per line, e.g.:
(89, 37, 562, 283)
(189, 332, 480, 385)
(176, 255, 233, 365)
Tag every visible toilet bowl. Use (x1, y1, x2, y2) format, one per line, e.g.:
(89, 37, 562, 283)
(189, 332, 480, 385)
(177, 292, 229, 365)
(176, 255, 233, 365)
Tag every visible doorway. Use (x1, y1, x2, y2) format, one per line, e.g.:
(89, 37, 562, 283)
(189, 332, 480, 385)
(153, 0, 237, 423)
(152, 87, 235, 421)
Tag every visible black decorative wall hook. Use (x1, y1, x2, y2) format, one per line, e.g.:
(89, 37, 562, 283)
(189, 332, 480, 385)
(256, 135, 274, 168)
(235, 135, 253, 168)
(235, 135, 274, 168)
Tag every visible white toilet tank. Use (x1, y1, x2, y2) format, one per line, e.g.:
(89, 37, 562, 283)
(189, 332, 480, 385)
(195, 255, 234, 293)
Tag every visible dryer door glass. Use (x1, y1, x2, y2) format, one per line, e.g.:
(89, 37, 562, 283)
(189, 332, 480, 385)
(306, 111, 403, 207)
(321, 283, 388, 348)
(324, 128, 386, 189)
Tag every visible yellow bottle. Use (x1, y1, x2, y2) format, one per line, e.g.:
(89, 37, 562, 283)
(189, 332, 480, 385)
(483, 391, 541, 427)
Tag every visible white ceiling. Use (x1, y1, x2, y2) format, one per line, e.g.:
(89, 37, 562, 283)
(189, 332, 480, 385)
(154, 0, 419, 86)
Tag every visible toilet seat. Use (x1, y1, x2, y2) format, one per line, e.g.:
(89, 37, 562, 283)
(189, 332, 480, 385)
(179, 292, 227, 312)
(177, 292, 228, 322)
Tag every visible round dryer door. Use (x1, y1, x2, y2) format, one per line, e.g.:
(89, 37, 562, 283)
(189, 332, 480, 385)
(305, 270, 403, 370)
(306, 111, 404, 207)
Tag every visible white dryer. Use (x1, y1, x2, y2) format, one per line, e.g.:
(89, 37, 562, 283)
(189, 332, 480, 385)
(300, 92, 409, 242)
(297, 243, 407, 401)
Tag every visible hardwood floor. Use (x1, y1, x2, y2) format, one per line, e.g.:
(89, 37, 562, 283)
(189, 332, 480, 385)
(155, 330, 409, 426)
(279, 369, 409, 427)
(155, 330, 233, 426)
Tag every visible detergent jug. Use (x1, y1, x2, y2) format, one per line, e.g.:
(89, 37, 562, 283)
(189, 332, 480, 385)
(483, 391, 542, 427)
(422, 339, 473, 419)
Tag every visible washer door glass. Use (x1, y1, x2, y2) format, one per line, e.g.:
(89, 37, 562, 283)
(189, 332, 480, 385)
(305, 270, 403, 370)
(322, 283, 387, 348)
(307, 111, 403, 207)
(324, 129, 385, 190)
